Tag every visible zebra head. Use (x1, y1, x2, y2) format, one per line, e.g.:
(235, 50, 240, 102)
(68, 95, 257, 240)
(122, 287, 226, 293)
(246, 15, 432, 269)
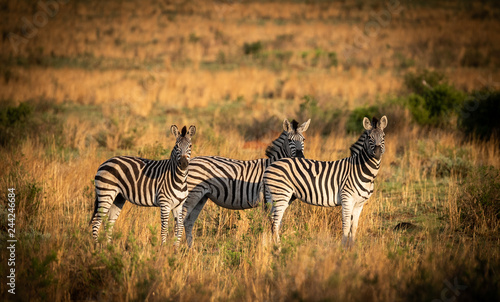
(283, 118, 311, 158)
(170, 125, 196, 170)
(362, 116, 387, 160)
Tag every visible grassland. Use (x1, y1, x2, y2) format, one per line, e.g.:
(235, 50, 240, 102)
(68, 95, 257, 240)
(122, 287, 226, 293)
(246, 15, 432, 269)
(1, 0, 500, 301)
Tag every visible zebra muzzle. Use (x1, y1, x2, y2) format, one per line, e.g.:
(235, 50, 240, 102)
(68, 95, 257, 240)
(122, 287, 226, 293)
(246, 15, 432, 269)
(374, 146, 382, 160)
(180, 156, 189, 170)
(295, 150, 304, 158)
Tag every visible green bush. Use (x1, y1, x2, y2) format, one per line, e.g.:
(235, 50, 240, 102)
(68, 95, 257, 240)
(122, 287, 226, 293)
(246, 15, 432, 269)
(407, 84, 465, 127)
(243, 41, 263, 55)
(0, 99, 63, 148)
(0, 101, 33, 146)
(328, 52, 338, 67)
(459, 90, 500, 140)
(0, 101, 32, 125)
(346, 105, 381, 134)
(403, 70, 465, 127)
(346, 99, 407, 134)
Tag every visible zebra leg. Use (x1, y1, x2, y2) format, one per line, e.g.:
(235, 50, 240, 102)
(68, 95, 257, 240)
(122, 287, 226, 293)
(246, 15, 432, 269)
(350, 204, 364, 243)
(159, 201, 171, 245)
(106, 194, 126, 242)
(184, 196, 209, 248)
(172, 205, 182, 248)
(341, 198, 354, 248)
(91, 193, 117, 242)
(270, 200, 290, 245)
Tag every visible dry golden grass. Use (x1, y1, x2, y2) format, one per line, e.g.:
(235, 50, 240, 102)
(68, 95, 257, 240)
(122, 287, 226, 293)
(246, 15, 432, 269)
(1, 1, 500, 301)
(2, 0, 500, 109)
(1, 106, 499, 300)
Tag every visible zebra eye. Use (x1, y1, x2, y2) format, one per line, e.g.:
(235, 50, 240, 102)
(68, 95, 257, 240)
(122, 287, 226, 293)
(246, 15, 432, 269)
(189, 144, 192, 148)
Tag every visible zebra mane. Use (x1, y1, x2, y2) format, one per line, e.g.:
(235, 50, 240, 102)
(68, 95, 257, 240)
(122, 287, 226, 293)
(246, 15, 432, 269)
(265, 131, 289, 160)
(349, 131, 368, 157)
(291, 120, 299, 131)
(180, 126, 187, 137)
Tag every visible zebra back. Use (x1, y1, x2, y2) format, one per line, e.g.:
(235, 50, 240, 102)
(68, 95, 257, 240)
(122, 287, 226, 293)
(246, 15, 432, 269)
(186, 118, 310, 210)
(94, 125, 196, 208)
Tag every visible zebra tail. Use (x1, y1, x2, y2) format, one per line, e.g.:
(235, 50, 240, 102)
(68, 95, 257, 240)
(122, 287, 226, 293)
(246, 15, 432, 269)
(262, 198, 270, 212)
(89, 195, 99, 226)
(260, 182, 271, 213)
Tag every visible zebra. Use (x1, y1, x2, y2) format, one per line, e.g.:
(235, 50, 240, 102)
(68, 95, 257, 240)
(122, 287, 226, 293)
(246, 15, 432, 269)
(176, 119, 311, 247)
(263, 116, 387, 246)
(90, 125, 196, 245)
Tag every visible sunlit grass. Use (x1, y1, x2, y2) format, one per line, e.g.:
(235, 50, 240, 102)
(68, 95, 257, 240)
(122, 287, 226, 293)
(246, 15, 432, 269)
(1, 97, 499, 300)
(1, 0, 500, 300)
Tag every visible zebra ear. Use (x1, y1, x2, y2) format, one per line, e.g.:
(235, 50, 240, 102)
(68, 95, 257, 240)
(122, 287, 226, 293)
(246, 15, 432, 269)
(170, 125, 179, 138)
(298, 119, 311, 133)
(363, 117, 372, 130)
(283, 119, 292, 132)
(187, 125, 196, 137)
(379, 116, 388, 130)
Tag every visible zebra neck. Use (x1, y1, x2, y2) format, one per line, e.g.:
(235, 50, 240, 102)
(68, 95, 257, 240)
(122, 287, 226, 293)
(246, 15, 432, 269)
(358, 147, 381, 180)
(263, 158, 274, 169)
(265, 131, 290, 161)
(168, 147, 187, 177)
(169, 147, 180, 167)
(349, 131, 368, 157)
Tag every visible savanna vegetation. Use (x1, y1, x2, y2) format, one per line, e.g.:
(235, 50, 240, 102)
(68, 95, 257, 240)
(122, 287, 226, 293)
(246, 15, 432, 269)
(1, 0, 499, 301)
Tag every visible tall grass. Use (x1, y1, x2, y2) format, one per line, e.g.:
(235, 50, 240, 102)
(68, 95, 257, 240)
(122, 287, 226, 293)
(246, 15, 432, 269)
(1, 1, 500, 300)
(0, 98, 499, 301)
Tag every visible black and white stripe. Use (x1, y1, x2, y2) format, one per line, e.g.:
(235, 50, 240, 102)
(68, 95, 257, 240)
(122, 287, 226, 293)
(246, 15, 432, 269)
(178, 119, 310, 247)
(90, 125, 196, 244)
(263, 116, 387, 246)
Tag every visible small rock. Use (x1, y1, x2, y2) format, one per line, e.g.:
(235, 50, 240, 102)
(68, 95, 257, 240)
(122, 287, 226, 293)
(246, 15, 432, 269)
(394, 222, 417, 231)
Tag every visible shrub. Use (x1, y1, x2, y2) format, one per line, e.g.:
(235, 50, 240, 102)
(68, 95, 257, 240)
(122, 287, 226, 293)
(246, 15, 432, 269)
(404, 70, 466, 128)
(346, 105, 381, 134)
(0, 101, 33, 146)
(459, 90, 500, 141)
(328, 52, 338, 67)
(406, 84, 465, 127)
(0, 99, 64, 149)
(346, 99, 407, 134)
(243, 41, 263, 55)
